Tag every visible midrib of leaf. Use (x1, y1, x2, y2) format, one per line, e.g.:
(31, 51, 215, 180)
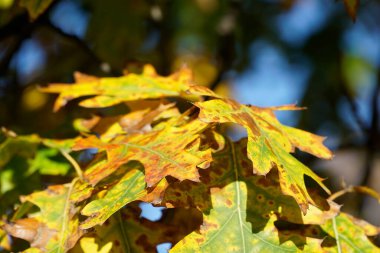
(339, 234, 363, 253)
(200, 141, 295, 252)
(332, 217, 365, 253)
(57, 178, 79, 253)
(105, 85, 179, 96)
(231, 140, 295, 252)
(116, 211, 131, 253)
(231, 141, 246, 253)
(332, 216, 342, 253)
(125, 143, 181, 167)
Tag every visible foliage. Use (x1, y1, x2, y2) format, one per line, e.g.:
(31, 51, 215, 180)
(1, 66, 379, 253)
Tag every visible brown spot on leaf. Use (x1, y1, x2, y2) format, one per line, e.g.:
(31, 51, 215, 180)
(289, 184, 299, 194)
(257, 194, 264, 202)
(135, 234, 153, 252)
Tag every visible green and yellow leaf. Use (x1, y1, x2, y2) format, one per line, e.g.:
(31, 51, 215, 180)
(322, 213, 380, 252)
(80, 163, 146, 229)
(195, 99, 332, 213)
(168, 139, 337, 252)
(3, 180, 86, 252)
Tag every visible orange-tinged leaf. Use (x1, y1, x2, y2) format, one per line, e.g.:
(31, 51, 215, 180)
(74, 119, 212, 186)
(40, 64, 219, 111)
(2, 218, 55, 249)
(195, 99, 332, 213)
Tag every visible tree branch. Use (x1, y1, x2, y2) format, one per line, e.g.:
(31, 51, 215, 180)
(41, 19, 120, 76)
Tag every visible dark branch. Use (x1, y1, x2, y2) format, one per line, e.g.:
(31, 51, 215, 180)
(41, 19, 120, 76)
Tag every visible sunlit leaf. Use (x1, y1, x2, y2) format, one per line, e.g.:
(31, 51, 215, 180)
(0, 221, 11, 251)
(195, 99, 332, 213)
(74, 119, 212, 186)
(322, 213, 380, 252)
(40, 65, 219, 111)
(3, 180, 86, 252)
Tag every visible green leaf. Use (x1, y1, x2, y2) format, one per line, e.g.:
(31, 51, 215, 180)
(19, 0, 55, 20)
(0, 134, 40, 168)
(74, 119, 212, 187)
(29, 148, 71, 176)
(195, 99, 332, 213)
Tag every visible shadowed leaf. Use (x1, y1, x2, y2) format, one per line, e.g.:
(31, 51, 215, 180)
(168, 139, 336, 252)
(164, 139, 338, 227)
(0, 134, 40, 168)
(72, 203, 202, 253)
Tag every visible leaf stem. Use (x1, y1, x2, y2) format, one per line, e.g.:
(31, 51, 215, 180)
(60, 150, 84, 181)
(328, 187, 352, 201)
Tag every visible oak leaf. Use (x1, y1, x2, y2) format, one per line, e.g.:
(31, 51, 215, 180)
(40, 65, 218, 112)
(3, 180, 87, 252)
(74, 119, 212, 187)
(195, 99, 332, 213)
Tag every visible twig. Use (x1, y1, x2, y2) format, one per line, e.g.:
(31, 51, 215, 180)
(60, 150, 84, 181)
(359, 74, 380, 212)
(42, 20, 120, 76)
(328, 187, 352, 201)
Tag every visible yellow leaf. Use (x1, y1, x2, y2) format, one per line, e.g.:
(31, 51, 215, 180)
(40, 65, 219, 111)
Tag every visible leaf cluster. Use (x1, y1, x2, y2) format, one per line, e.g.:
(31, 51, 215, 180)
(0, 65, 379, 252)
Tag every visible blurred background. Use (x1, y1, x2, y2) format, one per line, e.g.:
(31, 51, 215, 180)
(0, 0, 379, 243)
